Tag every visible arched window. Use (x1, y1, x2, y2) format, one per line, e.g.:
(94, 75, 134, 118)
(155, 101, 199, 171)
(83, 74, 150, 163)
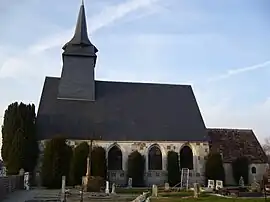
(148, 145, 162, 170)
(180, 145, 193, 170)
(251, 166, 256, 174)
(108, 145, 122, 170)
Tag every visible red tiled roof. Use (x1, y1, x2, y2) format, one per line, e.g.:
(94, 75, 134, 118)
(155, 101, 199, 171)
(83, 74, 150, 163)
(207, 128, 268, 163)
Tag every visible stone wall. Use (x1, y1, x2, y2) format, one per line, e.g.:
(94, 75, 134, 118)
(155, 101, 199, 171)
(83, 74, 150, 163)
(39, 140, 210, 186)
(224, 163, 268, 185)
(0, 175, 24, 201)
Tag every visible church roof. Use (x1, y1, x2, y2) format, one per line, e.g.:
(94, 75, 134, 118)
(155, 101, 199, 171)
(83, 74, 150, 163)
(62, 2, 98, 55)
(208, 128, 268, 163)
(36, 77, 208, 141)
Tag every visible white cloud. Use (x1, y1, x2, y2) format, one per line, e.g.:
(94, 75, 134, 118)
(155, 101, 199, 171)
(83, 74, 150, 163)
(208, 60, 270, 82)
(0, 0, 161, 79)
(25, 0, 161, 54)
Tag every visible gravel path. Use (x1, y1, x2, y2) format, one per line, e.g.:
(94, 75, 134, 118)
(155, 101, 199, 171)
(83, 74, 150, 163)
(1, 189, 61, 202)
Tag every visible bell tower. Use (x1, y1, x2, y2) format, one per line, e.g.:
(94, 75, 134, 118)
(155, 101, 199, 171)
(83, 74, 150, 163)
(58, 1, 98, 101)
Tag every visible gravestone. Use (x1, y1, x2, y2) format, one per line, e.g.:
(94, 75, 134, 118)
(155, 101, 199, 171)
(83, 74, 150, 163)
(251, 176, 260, 192)
(164, 182, 170, 191)
(19, 168, 25, 176)
(216, 180, 223, 190)
(152, 184, 158, 197)
(0, 166, 6, 176)
(251, 181, 260, 192)
(111, 183, 116, 194)
(239, 176, 244, 187)
(253, 175, 257, 182)
(36, 172, 41, 187)
(61, 176, 66, 194)
(207, 179, 215, 189)
(24, 172, 30, 190)
(105, 181, 110, 194)
(193, 183, 200, 198)
(128, 178, 132, 188)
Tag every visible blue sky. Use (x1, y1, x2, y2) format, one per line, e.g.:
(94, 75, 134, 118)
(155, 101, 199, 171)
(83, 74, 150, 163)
(0, 0, 269, 151)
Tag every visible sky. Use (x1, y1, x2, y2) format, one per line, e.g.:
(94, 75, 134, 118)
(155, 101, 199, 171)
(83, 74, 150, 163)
(0, 0, 269, 155)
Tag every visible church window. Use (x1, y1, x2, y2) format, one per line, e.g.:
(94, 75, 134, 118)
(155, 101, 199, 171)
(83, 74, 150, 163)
(148, 145, 162, 170)
(108, 145, 123, 170)
(198, 156, 201, 160)
(251, 166, 256, 174)
(180, 145, 194, 170)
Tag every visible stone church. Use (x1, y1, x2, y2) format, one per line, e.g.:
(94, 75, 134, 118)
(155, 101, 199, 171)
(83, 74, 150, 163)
(36, 2, 268, 186)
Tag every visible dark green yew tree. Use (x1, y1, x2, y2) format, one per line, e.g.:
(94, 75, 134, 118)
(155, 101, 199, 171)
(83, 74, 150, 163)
(91, 146, 107, 179)
(205, 152, 225, 184)
(167, 151, 180, 186)
(41, 136, 72, 188)
(69, 142, 89, 186)
(127, 151, 145, 187)
(1, 102, 39, 174)
(232, 156, 249, 185)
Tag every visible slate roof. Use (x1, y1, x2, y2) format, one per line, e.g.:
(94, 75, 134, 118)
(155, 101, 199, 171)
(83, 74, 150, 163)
(208, 128, 268, 163)
(36, 77, 208, 141)
(62, 3, 98, 54)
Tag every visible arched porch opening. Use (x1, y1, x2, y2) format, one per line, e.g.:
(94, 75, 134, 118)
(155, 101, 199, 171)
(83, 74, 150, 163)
(180, 145, 193, 170)
(108, 145, 123, 170)
(148, 144, 162, 170)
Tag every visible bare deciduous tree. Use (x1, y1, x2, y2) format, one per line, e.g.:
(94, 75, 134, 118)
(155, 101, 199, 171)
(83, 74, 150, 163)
(262, 138, 270, 163)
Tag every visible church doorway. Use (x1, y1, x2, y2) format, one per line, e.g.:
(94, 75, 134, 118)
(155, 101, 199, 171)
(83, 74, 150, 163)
(180, 145, 193, 170)
(108, 145, 123, 170)
(148, 145, 162, 170)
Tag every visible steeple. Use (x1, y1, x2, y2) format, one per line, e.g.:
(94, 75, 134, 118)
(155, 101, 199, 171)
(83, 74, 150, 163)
(58, 1, 98, 101)
(63, 1, 98, 56)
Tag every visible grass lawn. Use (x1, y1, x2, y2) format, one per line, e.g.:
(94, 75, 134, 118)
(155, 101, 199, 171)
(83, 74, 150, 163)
(115, 188, 268, 202)
(151, 193, 267, 202)
(115, 187, 151, 194)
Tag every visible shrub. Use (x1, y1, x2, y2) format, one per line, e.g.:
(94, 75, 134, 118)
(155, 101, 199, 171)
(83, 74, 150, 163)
(127, 151, 145, 187)
(69, 142, 89, 186)
(91, 146, 107, 179)
(1, 102, 39, 174)
(41, 136, 72, 188)
(232, 156, 249, 185)
(167, 151, 180, 186)
(205, 152, 225, 184)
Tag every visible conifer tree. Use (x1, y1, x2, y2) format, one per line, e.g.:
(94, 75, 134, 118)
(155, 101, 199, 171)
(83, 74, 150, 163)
(205, 152, 225, 184)
(91, 146, 107, 179)
(167, 151, 180, 186)
(1, 102, 39, 174)
(69, 142, 89, 186)
(41, 136, 72, 188)
(232, 156, 249, 185)
(127, 151, 145, 187)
